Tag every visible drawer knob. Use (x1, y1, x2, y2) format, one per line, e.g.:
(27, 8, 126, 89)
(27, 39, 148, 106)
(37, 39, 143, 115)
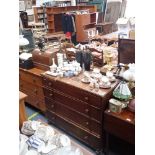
(33, 78, 36, 83)
(50, 93, 53, 97)
(51, 104, 55, 108)
(52, 116, 55, 120)
(84, 97, 88, 101)
(36, 101, 39, 106)
(84, 136, 88, 140)
(48, 82, 52, 86)
(85, 109, 89, 113)
(85, 122, 89, 125)
(34, 89, 38, 94)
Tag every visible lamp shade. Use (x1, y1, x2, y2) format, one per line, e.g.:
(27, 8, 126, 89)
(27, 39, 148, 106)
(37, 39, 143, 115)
(19, 35, 29, 46)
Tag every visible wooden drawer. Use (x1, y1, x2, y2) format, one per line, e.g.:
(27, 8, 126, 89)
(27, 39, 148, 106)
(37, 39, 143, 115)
(45, 97, 56, 112)
(54, 101, 91, 131)
(42, 76, 55, 89)
(44, 89, 102, 135)
(55, 80, 102, 108)
(20, 80, 44, 98)
(19, 70, 42, 87)
(43, 88, 90, 117)
(90, 106, 102, 122)
(47, 110, 102, 150)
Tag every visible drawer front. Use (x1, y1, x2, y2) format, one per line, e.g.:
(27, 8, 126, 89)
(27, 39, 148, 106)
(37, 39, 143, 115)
(42, 76, 55, 89)
(19, 70, 42, 87)
(46, 110, 103, 150)
(25, 94, 45, 111)
(43, 88, 90, 117)
(45, 97, 56, 112)
(90, 107, 102, 122)
(42, 76, 102, 108)
(55, 80, 102, 108)
(20, 80, 44, 98)
(54, 101, 91, 131)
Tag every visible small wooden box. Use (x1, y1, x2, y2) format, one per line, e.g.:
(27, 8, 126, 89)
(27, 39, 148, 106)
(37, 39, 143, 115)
(32, 49, 59, 70)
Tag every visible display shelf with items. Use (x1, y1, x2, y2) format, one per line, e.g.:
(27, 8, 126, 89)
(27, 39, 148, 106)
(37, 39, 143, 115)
(46, 5, 97, 35)
(33, 6, 47, 24)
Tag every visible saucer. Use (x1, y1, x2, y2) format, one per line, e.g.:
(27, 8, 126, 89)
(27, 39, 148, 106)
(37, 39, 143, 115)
(81, 78, 90, 84)
(109, 76, 116, 82)
(99, 84, 111, 89)
(46, 71, 58, 77)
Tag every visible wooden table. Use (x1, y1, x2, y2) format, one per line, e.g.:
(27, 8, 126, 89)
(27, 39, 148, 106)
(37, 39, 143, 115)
(104, 109, 135, 154)
(19, 91, 28, 128)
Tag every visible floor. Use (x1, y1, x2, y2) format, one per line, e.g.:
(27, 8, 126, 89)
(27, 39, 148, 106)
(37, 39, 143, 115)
(25, 104, 135, 155)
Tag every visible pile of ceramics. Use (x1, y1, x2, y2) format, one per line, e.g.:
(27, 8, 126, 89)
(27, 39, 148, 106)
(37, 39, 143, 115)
(20, 120, 83, 155)
(46, 59, 82, 78)
(81, 68, 116, 91)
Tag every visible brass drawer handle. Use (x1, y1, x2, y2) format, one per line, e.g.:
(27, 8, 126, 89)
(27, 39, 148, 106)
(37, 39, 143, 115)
(51, 116, 55, 120)
(84, 136, 88, 140)
(33, 78, 36, 83)
(48, 82, 52, 86)
(36, 101, 39, 106)
(84, 96, 88, 101)
(51, 104, 55, 108)
(85, 109, 89, 113)
(34, 89, 38, 94)
(85, 122, 89, 125)
(49, 93, 53, 97)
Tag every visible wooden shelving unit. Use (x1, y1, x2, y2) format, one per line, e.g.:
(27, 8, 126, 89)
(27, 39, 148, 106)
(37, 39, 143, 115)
(33, 6, 47, 23)
(46, 5, 97, 35)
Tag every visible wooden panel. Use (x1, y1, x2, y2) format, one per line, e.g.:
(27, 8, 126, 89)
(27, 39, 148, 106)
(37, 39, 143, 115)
(19, 80, 44, 98)
(55, 80, 102, 108)
(118, 38, 135, 64)
(75, 14, 90, 42)
(19, 70, 42, 87)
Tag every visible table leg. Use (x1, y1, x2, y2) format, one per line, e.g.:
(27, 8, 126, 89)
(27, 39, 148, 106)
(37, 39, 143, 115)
(105, 132, 109, 155)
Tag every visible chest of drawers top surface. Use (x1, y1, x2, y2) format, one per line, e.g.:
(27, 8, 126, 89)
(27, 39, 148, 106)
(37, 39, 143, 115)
(20, 68, 45, 76)
(42, 73, 119, 98)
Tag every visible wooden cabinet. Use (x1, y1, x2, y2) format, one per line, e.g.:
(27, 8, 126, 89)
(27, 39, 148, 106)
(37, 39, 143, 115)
(42, 73, 118, 150)
(19, 91, 27, 128)
(104, 109, 135, 144)
(19, 68, 46, 112)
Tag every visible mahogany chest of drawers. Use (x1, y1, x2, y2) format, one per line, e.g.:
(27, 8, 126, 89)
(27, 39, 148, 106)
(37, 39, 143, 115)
(42, 73, 118, 151)
(19, 68, 46, 112)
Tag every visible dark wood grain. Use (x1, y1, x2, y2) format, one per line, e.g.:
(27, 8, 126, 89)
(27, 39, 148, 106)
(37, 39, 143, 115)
(42, 72, 119, 150)
(104, 109, 135, 144)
